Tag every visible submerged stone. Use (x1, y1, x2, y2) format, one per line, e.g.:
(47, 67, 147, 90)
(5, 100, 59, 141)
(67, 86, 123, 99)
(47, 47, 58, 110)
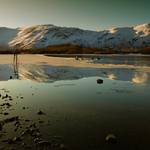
(5, 94, 8, 98)
(34, 137, 41, 143)
(105, 134, 117, 144)
(22, 107, 25, 110)
(0, 103, 12, 108)
(59, 144, 67, 150)
(0, 122, 3, 131)
(37, 140, 51, 146)
(12, 136, 22, 142)
(4, 116, 19, 123)
(39, 120, 44, 124)
(3, 112, 9, 115)
(37, 110, 45, 115)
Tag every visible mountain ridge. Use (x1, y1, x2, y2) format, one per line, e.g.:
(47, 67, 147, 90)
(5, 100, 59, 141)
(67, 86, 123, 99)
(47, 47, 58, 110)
(0, 23, 150, 53)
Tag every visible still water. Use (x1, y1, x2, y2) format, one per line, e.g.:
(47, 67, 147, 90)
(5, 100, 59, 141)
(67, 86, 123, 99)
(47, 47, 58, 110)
(0, 55, 150, 150)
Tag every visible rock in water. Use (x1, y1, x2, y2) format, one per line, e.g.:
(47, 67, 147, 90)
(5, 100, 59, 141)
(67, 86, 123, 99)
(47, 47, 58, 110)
(97, 79, 103, 84)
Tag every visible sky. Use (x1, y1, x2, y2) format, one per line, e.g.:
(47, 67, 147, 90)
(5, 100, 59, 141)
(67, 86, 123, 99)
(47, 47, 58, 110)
(0, 0, 149, 30)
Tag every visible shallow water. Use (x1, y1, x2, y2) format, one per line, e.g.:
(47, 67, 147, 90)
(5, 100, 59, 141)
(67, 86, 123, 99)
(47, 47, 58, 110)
(0, 55, 150, 150)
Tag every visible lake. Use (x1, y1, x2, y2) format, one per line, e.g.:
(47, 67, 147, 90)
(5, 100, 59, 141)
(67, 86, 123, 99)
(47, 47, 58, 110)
(0, 54, 150, 150)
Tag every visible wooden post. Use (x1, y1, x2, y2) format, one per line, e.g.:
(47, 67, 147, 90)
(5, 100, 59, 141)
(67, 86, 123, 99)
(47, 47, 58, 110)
(13, 48, 19, 79)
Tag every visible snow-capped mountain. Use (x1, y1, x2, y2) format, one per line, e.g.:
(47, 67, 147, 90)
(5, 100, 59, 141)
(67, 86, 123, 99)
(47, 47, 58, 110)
(0, 23, 150, 51)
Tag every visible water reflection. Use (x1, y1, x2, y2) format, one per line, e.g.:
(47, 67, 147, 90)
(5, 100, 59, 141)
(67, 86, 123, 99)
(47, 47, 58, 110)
(0, 64, 150, 85)
(0, 55, 150, 85)
(132, 72, 148, 84)
(88, 55, 150, 66)
(13, 53, 19, 79)
(107, 73, 117, 80)
(19, 65, 50, 82)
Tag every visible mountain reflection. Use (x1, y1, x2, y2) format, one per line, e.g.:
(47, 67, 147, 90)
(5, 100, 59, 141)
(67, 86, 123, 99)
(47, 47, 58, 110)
(19, 65, 50, 82)
(0, 64, 149, 84)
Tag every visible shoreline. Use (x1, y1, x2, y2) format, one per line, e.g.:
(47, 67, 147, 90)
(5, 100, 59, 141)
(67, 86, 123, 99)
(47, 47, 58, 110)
(0, 54, 150, 70)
